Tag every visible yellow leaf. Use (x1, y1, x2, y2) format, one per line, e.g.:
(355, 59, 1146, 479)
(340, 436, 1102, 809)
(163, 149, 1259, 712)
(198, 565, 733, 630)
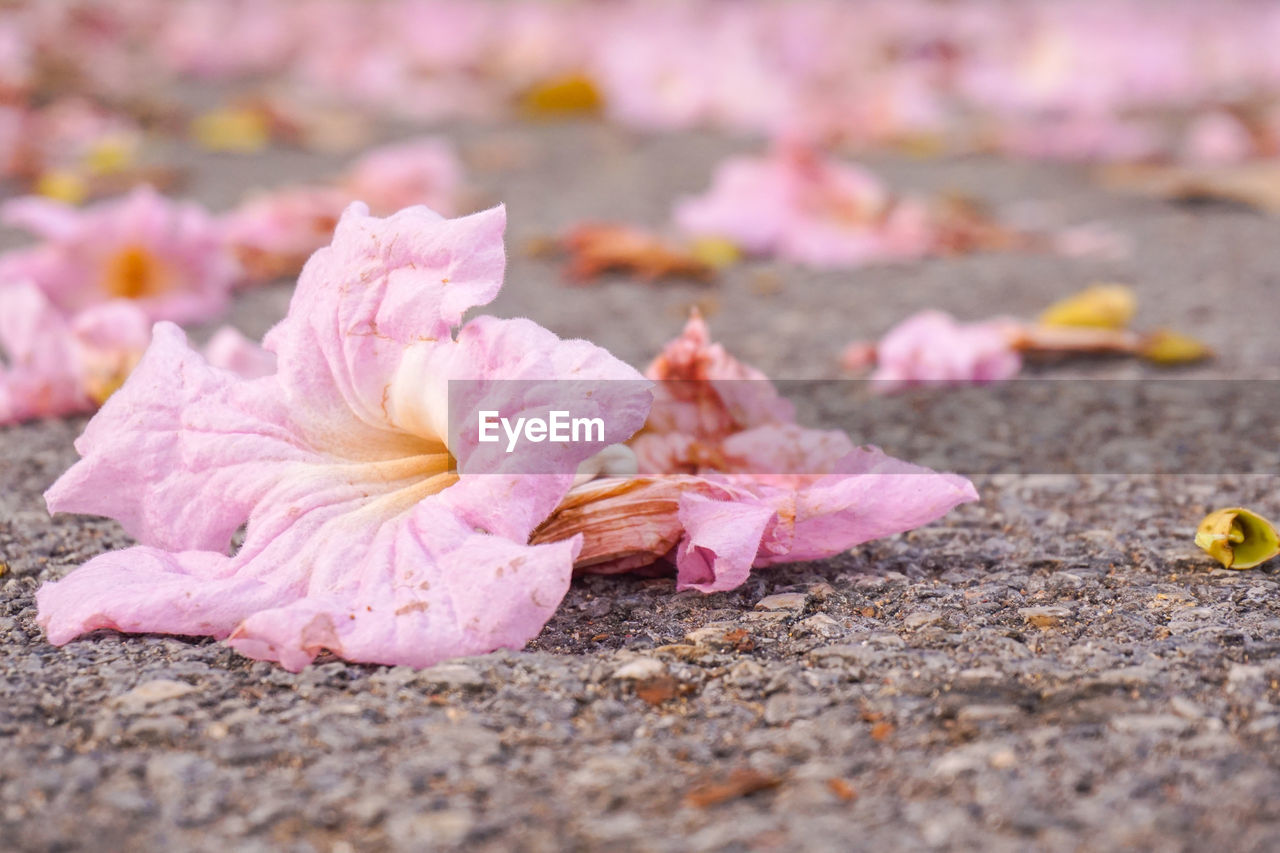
(1195, 507, 1280, 570)
(1038, 283, 1137, 329)
(688, 237, 741, 270)
(519, 73, 604, 117)
(1139, 329, 1213, 365)
(35, 169, 88, 205)
(82, 134, 137, 175)
(190, 107, 271, 154)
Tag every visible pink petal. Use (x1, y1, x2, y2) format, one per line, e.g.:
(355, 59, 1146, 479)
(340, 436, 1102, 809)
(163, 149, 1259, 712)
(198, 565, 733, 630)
(41, 202, 649, 670)
(36, 547, 281, 645)
(44, 322, 262, 552)
(202, 326, 277, 379)
(871, 310, 1022, 389)
(0, 282, 86, 424)
(674, 492, 776, 592)
(261, 202, 506, 438)
(342, 136, 464, 217)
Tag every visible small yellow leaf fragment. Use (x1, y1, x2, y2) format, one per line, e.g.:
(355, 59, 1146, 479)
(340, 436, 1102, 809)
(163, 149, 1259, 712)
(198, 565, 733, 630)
(1038, 283, 1137, 329)
(35, 169, 88, 204)
(688, 236, 742, 270)
(190, 107, 271, 153)
(1195, 507, 1280, 570)
(82, 134, 137, 175)
(519, 73, 604, 117)
(1139, 329, 1213, 365)
(0, 562, 7, 578)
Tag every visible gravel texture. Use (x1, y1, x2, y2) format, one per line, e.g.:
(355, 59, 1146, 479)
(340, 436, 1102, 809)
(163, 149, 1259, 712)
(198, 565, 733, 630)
(4, 122, 1280, 852)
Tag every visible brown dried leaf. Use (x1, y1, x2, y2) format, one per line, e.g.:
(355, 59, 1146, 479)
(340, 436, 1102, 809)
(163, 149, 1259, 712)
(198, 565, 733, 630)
(684, 768, 782, 808)
(560, 223, 717, 283)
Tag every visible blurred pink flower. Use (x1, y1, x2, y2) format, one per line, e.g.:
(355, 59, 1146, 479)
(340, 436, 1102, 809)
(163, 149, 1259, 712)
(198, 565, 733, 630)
(220, 186, 349, 286)
(0, 186, 236, 324)
(540, 313, 978, 592)
(0, 280, 277, 425)
(341, 136, 464, 216)
(1182, 110, 1255, 165)
(202, 327, 276, 379)
(866, 310, 1022, 390)
(222, 137, 465, 285)
(0, 283, 111, 424)
(674, 143, 936, 267)
(40, 202, 650, 670)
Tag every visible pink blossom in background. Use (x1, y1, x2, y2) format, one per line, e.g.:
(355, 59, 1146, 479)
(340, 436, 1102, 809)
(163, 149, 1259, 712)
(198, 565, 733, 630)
(222, 137, 466, 285)
(341, 136, 464, 216)
(0, 279, 277, 425)
(673, 143, 937, 268)
(993, 114, 1163, 162)
(865, 310, 1022, 390)
(0, 283, 103, 424)
(541, 313, 979, 592)
(201, 327, 276, 380)
(1182, 110, 1255, 165)
(219, 186, 349, 286)
(39, 202, 651, 671)
(0, 186, 237, 324)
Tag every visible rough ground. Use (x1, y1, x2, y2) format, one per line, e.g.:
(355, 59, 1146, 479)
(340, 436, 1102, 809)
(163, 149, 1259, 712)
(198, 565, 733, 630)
(3, 122, 1280, 852)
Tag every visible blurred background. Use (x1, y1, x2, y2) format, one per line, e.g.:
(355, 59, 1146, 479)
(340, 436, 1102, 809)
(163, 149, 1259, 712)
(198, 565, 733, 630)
(3, 0, 1279, 402)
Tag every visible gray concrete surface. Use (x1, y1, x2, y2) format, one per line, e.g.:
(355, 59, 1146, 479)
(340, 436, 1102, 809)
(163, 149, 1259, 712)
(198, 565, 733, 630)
(3, 122, 1280, 852)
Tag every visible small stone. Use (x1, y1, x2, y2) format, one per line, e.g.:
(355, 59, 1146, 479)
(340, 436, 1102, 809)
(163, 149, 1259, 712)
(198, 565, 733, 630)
(611, 657, 667, 681)
(806, 583, 836, 601)
(904, 610, 942, 630)
(415, 663, 484, 689)
(763, 693, 826, 725)
(754, 593, 809, 614)
(385, 809, 475, 846)
(988, 748, 1018, 769)
(1108, 714, 1194, 736)
(796, 613, 843, 638)
(685, 622, 743, 648)
(809, 644, 881, 665)
(724, 660, 766, 688)
(113, 680, 196, 713)
(956, 704, 1022, 724)
(1019, 606, 1072, 629)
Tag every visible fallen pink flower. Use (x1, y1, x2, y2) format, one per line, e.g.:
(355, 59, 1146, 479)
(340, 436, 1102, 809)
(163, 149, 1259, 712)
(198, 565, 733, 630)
(1182, 110, 1256, 165)
(535, 314, 978, 592)
(341, 136, 464, 218)
(674, 142, 922, 268)
(222, 137, 466, 286)
(220, 186, 349, 286)
(0, 281, 277, 425)
(862, 310, 1023, 390)
(39, 203, 650, 670)
(0, 186, 237, 324)
(0, 283, 114, 424)
(672, 142, 1025, 268)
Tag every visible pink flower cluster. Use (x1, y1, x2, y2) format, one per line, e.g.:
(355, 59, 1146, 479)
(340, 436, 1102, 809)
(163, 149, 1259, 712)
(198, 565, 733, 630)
(0, 187, 262, 425)
(38, 206, 976, 670)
